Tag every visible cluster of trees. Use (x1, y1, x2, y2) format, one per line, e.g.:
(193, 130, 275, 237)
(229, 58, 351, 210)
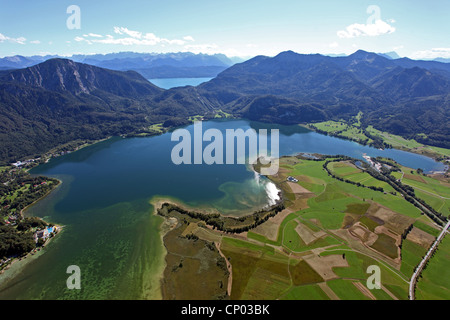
(399, 223, 415, 259)
(374, 157, 401, 173)
(308, 126, 369, 146)
(0, 224, 35, 259)
(319, 156, 447, 225)
(184, 232, 199, 241)
(364, 99, 450, 150)
(296, 154, 351, 162)
(0, 169, 59, 262)
(223, 204, 285, 234)
(361, 129, 393, 149)
(415, 198, 448, 225)
(158, 201, 285, 234)
(17, 217, 48, 231)
(365, 167, 448, 225)
(162, 117, 191, 128)
(369, 169, 415, 196)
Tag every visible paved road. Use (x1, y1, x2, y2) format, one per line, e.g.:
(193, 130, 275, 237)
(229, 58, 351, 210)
(409, 220, 450, 300)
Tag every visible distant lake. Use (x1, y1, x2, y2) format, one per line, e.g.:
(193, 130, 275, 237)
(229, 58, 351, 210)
(148, 77, 213, 89)
(0, 119, 445, 299)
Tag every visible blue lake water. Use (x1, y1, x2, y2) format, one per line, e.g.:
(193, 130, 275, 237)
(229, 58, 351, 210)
(148, 77, 213, 89)
(0, 119, 445, 299)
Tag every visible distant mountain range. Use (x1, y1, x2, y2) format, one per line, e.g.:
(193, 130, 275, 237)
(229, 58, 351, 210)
(194, 50, 449, 148)
(0, 58, 212, 163)
(0, 50, 449, 164)
(0, 52, 238, 79)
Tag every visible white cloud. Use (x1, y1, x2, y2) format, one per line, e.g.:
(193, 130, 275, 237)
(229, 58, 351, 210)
(0, 33, 27, 44)
(76, 27, 193, 47)
(114, 27, 142, 39)
(337, 19, 395, 38)
(15, 37, 27, 44)
(30, 40, 41, 44)
(411, 48, 450, 60)
(83, 33, 103, 38)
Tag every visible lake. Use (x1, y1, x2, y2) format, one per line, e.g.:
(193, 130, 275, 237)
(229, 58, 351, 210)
(0, 119, 445, 299)
(148, 77, 213, 89)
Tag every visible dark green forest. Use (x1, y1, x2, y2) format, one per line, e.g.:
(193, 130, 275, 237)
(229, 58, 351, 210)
(0, 51, 449, 166)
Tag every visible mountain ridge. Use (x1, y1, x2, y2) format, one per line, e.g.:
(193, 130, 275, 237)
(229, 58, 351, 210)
(0, 50, 449, 165)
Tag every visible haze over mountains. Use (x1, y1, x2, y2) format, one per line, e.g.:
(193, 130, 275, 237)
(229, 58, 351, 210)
(0, 50, 449, 164)
(0, 52, 238, 79)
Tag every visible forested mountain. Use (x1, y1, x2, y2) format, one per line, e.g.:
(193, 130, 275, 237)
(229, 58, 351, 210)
(3, 58, 162, 97)
(0, 59, 210, 164)
(195, 50, 450, 148)
(0, 50, 449, 165)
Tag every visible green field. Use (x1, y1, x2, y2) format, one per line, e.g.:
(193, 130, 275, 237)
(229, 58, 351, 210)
(359, 216, 380, 232)
(281, 284, 330, 300)
(210, 156, 446, 300)
(416, 235, 450, 300)
(282, 219, 341, 252)
(397, 166, 450, 216)
(370, 233, 398, 259)
(221, 237, 293, 300)
(310, 116, 450, 160)
(311, 120, 370, 144)
(413, 220, 440, 237)
(326, 279, 371, 300)
(400, 239, 428, 277)
(366, 126, 423, 149)
(328, 161, 396, 193)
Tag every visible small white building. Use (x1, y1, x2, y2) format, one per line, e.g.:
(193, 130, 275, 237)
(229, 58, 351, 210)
(34, 227, 54, 243)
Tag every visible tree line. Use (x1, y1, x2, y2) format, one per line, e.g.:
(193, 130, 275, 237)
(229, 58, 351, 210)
(158, 201, 285, 234)
(323, 158, 385, 193)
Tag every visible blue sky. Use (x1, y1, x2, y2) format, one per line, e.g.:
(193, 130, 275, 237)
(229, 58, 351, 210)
(0, 0, 449, 59)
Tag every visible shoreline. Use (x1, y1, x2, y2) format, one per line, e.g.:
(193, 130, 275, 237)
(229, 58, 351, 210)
(149, 191, 284, 300)
(301, 123, 449, 168)
(1, 118, 446, 298)
(19, 178, 63, 220)
(42, 136, 113, 165)
(0, 136, 109, 283)
(0, 175, 64, 284)
(149, 196, 182, 300)
(0, 225, 63, 285)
